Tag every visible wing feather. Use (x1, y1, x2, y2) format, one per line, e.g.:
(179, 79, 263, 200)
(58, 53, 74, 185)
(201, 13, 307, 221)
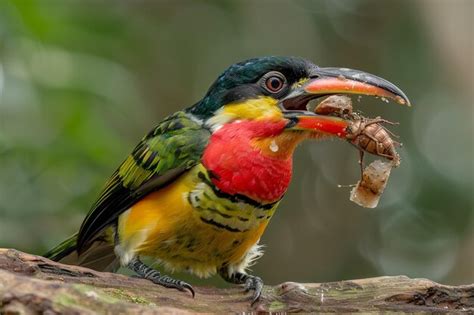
(77, 112, 209, 252)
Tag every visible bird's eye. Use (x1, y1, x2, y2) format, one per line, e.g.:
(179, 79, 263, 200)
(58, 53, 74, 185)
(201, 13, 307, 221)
(263, 72, 286, 93)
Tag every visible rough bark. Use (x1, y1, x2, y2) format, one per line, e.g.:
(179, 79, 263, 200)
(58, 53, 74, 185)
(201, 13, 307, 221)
(0, 249, 472, 314)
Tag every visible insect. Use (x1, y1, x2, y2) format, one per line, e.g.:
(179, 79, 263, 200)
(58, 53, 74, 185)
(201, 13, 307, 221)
(346, 117, 401, 170)
(313, 95, 354, 118)
(314, 96, 401, 174)
(315, 96, 402, 208)
(350, 159, 393, 208)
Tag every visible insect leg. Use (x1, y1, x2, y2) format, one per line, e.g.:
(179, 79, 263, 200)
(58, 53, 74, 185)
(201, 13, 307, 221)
(358, 149, 365, 178)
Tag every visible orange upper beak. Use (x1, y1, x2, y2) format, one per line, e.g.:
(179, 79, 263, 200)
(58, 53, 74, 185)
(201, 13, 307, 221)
(281, 66, 410, 137)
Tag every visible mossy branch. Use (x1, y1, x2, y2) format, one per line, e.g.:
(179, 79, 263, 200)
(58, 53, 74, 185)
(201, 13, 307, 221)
(0, 249, 472, 314)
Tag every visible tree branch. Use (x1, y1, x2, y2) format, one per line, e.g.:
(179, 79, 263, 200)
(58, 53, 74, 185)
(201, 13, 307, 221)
(0, 249, 472, 314)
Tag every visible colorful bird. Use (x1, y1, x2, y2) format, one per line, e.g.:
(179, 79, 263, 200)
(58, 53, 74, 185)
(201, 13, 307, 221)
(45, 56, 409, 303)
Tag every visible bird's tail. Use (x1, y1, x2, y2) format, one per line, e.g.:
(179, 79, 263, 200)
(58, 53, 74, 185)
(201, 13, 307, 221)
(44, 232, 120, 272)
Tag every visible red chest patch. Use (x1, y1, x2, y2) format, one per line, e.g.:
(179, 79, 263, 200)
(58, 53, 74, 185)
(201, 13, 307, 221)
(202, 120, 293, 203)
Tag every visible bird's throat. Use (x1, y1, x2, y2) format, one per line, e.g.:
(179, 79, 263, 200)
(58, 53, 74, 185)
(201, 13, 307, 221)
(202, 120, 307, 203)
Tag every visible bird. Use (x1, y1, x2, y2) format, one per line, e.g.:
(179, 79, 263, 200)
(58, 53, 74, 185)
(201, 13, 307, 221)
(45, 56, 409, 303)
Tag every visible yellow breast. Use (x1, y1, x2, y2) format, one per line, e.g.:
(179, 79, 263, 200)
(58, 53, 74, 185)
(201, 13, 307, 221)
(116, 165, 276, 278)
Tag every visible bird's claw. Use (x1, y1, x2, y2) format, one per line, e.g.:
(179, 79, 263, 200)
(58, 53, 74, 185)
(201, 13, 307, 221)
(178, 281, 196, 298)
(128, 258, 195, 298)
(148, 274, 195, 298)
(244, 275, 263, 305)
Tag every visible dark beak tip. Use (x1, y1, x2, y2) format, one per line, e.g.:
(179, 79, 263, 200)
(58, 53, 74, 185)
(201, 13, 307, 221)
(404, 98, 412, 107)
(393, 90, 411, 106)
(307, 67, 412, 107)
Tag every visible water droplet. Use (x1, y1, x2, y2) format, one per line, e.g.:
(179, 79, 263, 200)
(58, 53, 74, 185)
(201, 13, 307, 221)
(269, 140, 279, 152)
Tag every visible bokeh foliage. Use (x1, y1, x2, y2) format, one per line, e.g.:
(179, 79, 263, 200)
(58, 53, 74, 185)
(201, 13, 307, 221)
(0, 0, 472, 285)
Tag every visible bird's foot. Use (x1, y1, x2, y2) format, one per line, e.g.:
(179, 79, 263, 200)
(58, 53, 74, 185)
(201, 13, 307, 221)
(127, 257, 195, 297)
(146, 273, 195, 297)
(244, 275, 264, 305)
(218, 268, 264, 305)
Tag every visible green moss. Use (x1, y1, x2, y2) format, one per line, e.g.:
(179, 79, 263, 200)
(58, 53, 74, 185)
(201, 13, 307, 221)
(55, 293, 79, 307)
(52, 284, 154, 313)
(72, 284, 120, 304)
(268, 300, 286, 312)
(107, 288, 154, 305)
(54, 292, 92, 313)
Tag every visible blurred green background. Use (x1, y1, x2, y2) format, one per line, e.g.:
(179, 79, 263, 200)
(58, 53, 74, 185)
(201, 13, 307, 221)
(0, 0, 472, 286)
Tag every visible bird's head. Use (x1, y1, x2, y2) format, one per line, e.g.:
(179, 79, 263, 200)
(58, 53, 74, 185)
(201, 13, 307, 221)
(189, 56, 409, 136)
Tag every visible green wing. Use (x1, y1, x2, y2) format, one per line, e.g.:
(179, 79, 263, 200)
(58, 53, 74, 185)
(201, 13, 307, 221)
(77, 111, 210, 252)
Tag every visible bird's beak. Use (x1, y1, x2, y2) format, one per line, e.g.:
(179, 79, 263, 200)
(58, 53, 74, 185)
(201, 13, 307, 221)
(281, 67, 410, 137)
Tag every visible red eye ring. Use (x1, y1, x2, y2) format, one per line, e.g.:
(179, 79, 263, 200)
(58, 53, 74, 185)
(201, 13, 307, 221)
(265, 75, 285, 93)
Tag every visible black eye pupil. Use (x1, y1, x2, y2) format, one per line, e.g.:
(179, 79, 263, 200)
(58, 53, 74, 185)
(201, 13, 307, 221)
(266, 76, 283, 92)
(271, 78, 280, 89)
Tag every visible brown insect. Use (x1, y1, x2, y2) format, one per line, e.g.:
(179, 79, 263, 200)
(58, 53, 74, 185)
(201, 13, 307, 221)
(346, 117, 401, 173)
(314, 95, 353, 118)
(314, 95, 401, 173)
(314, 96, 401, 207)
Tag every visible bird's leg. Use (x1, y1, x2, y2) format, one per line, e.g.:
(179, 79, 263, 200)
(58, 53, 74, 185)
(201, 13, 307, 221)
(127, 257, 195, 297)
(358, 149, 365, 178)
(219, 267, 263, 304)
